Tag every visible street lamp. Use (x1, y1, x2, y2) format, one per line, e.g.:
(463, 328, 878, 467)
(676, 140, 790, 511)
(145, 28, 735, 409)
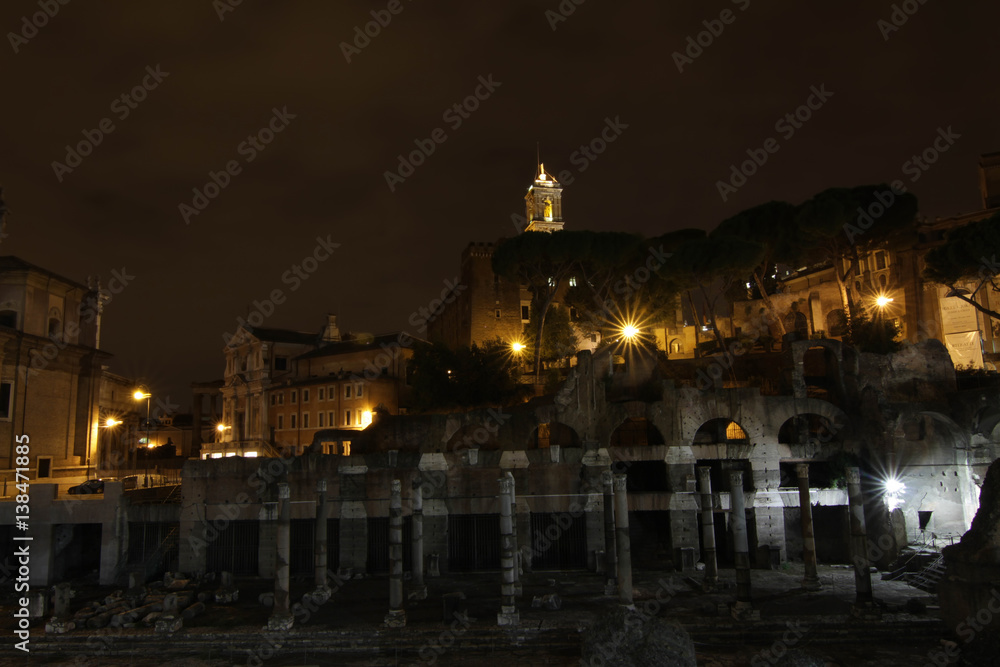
(511, 341, 525, 353)
(620, 324, 639, 341)
(133, 388, 151, 488)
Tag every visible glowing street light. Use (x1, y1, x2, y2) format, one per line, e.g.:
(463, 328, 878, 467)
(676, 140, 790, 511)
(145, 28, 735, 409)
(133, 387, 152, 487)
(511, 341, 525, 353)
(620, 324, 639, 341)
(875, 295, 894, 309)
(883, 475, 906, 512)
(104, 417, 122, 428)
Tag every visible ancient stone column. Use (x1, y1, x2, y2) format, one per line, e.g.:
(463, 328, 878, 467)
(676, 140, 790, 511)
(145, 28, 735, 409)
(846, 467, 877, 615)
(315, 479, 331, 597)
(411, 478, 427, 600)
(385, 479, 406, 627)
(729, 471, 753, 618)
(267, 483, 293, 631)
(508, 471, 522, 592)
(498, 474, 520, 625)
(613, 473, 634, 607)
(796, 463, 821, 591)
(602, 470, 618, 596)
(697, 466, 719, 588)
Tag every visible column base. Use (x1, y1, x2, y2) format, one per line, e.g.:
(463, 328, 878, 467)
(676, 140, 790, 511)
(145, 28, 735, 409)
(266, 612, 294, 632)
(729, 601, 760, 621)
(497, 607, 520, 626)
(408, 585, 428, 601)
(801, 577, 822, 592)
(384, 609, 407, 628)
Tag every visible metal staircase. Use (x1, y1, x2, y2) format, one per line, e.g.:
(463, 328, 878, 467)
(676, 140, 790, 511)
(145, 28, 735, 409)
(905, 554, 947, 592)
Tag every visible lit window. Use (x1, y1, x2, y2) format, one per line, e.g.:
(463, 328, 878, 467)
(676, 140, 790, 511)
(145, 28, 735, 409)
(356, 408, 362, 425)
(726, 421, 747, 441)
(547, 276, 555, 287)
(343, 441, 351, 456)
(569, 277, 577, 287)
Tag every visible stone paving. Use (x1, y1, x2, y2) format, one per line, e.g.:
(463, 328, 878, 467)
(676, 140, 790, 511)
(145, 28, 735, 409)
(0, 562, 969, 666)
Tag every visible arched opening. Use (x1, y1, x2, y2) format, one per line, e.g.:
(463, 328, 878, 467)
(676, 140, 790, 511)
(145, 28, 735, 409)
(48, 317, 62, 338)
(530, 422, 580, 449)
(777, 414, 836, 446)
(692, 418, 754, 492)
(825, 309, 848, 338)
(610, 418, 665, 447)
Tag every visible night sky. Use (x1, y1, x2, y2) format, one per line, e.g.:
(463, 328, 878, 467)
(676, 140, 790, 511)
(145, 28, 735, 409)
(1, 0, 997, 409)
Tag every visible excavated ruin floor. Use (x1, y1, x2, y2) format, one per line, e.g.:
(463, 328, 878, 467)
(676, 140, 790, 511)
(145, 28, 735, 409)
(0, 564, 967, 666)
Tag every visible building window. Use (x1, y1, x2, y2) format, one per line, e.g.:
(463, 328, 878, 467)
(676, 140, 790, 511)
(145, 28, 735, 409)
(521, 304, 530, 321)
(344, 410, 351, 426)
(356, 408, 362, 426)
(327, 385, 334, 399)
(547, 276, 555, 287)
(319, 388, 325, 401)
(48, 317, 61, 338)
(495, 309, 502, 319)
(318, 413, 324, 428)
(0, 310, 16, 328)
(278, 415, 284, 429)
(270, 395, 276, 406)
(875, 250, 887, 271)
(356, 383, 363, 398)
(303, 413, 309, 429)
(291, 414, 297, 429)
(37, 457, 52, 478)
(569, 277, 577, 287)
(343, 441, 351, 456)
(0, 382, 12, 419)
(345, 385, 352, 399)
(278, 394, 284, 405)
(290, 390, 297, 404)
(274, 356, 288, 371)
(303, 389, 310, 403)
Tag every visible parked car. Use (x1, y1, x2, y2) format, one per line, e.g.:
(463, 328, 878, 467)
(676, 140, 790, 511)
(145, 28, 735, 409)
(67, 479, 104, 495)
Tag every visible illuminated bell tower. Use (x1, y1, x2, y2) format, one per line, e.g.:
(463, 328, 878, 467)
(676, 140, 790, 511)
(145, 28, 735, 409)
(524, 164, 565, 233)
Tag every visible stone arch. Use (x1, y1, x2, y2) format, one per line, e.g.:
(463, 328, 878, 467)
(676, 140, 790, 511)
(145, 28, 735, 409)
(767, 399, 847, 441)
(973, 405, 1000, 438)
(777, 413, 840, 445)
(825, 309, 848, 337)
(529, 422, 580, 449)
(609, 418, 665, 447)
